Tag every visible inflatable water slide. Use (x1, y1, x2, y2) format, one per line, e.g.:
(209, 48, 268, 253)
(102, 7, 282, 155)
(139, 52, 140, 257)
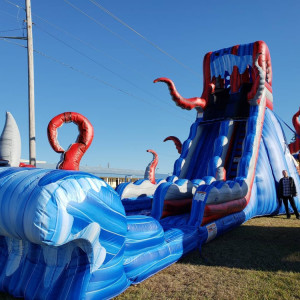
(0, 41, 299, 299)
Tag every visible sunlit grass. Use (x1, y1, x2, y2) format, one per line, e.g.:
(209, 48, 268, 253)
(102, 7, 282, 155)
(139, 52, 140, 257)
(116, 215, 300, 300)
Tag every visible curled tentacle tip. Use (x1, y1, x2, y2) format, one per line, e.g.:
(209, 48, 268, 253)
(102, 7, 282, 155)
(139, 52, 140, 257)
(147, 149, 158, 156)
(153, 77, 169, 84)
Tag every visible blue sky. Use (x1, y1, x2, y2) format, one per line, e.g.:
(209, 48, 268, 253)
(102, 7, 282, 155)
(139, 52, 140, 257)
(0, 0, 299, 174)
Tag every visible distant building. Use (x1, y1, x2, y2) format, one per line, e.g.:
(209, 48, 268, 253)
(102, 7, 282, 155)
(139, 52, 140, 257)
(36, 162, 168, 189)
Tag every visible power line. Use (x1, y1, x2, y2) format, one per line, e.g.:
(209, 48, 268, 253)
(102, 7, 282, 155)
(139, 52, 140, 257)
(31, 15, 194, 121)
(0, 27, 26, 33)
(0, 36, 26, 39)
(4, 1, 201, 90)
(5, 1, 159, 94)
(273, 110, 300, 138)
(0, 37, 148, 102)
(0, 8, 17, 18)
(32, 12, 164, 86)
(1, 1, 195, 121)
(2, 1, 26, 36)
(35, 24, 158, 99)
(34, 23, 193, 121)
(0, 36, 26, 47)
(0, 37, 194, 123)
(32, 13, 125, 64)
(3, 0, 24, 10)
(63, 0, 202, 91)
(63, 0, 162, 64)
(88, 0, 202, 79)
(33, 48, 194, 122)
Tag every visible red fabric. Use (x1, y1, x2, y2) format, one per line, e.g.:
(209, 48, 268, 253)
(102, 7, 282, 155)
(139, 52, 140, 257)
(154, 41, 273, 112)
(19, 162, 35, 168)
(231, 45, 239, 55)
(161, 197, 247, 224)
(289, 108, 300, 154)
(162, 198, 192, 218)
(241, 67, 251, 84)
(230, 66, 241, 93)
(164, 136, 182, 154)
(154, 77, 207, 110)
(47, 112, 94, 170)
(201, 198, 247, 225)
(201, 52, 213, 103)
(292, 108, 300, 136)
(146, 149, 158, 184)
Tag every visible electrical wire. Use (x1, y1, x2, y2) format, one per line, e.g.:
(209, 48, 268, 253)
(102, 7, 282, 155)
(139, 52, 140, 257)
(0, 28, 25, 33)
(273, 110, 300, 138)
(0, 36, 26, 39)
(63, 0, 202, 91)
(1, 0, 196, 121)
(0, 37, 194, 123)
(5, 1, 201, 89)
(32, 12, 195, 115)
(2, 0, 26, 37)
(32, 13, 130, 67)
(33, 48, 195, 123)
(88, 0, 202, 79)
(32, 12, 165, 86)
(34, 24, 194, 122)
(3, 0, 24, 10)
(35, 25, 158, 99)
(0, 37, 26, 47)
(63, 0, 164, 65)
(30, 14, 194, 121)
(0, 8, 17, 19)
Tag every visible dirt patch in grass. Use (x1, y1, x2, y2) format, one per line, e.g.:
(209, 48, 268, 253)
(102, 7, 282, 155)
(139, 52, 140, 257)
(1, 215, 299, 300)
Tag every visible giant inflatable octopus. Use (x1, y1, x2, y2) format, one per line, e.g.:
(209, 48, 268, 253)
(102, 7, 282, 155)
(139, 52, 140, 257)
(0, 41, 299, 299)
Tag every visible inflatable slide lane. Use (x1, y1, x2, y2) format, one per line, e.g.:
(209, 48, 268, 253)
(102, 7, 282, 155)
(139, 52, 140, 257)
(152, 40, 300, 241)
(0, 41, 300, 300)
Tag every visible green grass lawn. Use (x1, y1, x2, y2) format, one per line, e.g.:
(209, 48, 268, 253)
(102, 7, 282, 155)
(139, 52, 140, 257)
(1, 215, 300, 300)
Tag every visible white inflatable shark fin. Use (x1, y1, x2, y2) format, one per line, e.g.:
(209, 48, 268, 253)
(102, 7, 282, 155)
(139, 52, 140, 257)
(0, 112, 21, 167)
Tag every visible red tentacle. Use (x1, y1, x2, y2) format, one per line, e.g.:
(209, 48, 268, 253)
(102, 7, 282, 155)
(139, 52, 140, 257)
(153, 77, 208, 110)
(145, 149, 158, 184)
(292, 107, 300, 136)
(19, 162, 35, 168)
(288, 108, 300, 155)
(289, 139, 300, 155)
(164, 136, 182, 154)
(47, 113, 68, 153)
(47, 112, 94, 170)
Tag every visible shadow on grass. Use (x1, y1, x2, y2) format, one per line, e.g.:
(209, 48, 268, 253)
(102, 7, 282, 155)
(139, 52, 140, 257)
(179, 218, 300, 273)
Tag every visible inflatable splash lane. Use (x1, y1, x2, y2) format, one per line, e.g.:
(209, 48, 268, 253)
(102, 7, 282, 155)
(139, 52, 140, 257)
(1, 41, 300, 299)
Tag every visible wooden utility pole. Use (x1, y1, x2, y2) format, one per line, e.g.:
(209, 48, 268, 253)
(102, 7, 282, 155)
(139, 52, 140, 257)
(25, 0, 36, 166)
